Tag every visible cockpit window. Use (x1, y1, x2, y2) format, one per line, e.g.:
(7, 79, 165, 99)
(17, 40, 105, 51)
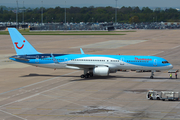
(162, 61, 169, 64)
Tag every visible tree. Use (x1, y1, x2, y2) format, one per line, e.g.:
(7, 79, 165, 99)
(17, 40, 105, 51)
(133, 6, 140, 13)
(0, 7, 3, 14)
(142, 7, 153, 13)
(0, 6, 180, 23)
(129, 16, 140, 23)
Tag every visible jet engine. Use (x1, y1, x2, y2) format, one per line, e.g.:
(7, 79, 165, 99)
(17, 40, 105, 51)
(93, 66, 109, 76)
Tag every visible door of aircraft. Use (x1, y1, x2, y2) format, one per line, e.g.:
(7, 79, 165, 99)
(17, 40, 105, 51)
(153, 59, 157, 66)
(35, 55, 39, 63)
(120, 58, 124, 65)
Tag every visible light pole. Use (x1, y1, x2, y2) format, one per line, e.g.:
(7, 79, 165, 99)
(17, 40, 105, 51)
(22, 1, 24, 23)
(41, 1, 43, 25)
(132, 17, 134, 24)
(41, 1, 43, 31)
(156, 16, 157, 22)
(64, 1, 67, 30)
(153, 17, 154, 23)
(115, 0, 117, 25)
(65, 1, 66, 25)
(23, 1, 24, 30)
(16, 0, 18, 29)
(10, 18, 11, 25)
(33, 18, 34, 26)
(19, 2, 26, 29)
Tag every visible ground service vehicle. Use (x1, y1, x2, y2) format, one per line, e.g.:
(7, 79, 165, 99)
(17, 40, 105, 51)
(147, 90, 180, 101)
(146, 90, 160, 100)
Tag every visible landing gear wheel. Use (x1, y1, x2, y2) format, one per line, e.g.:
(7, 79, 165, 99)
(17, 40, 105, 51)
(81, 74, 90, 78)
(81, 75, 85, 78)
(90, 73, 93, 77)
(86, 73, 90, 77)
(150, 70, 154, 79)
(85, 75, 89, 78)
(81, 69, 93, 78)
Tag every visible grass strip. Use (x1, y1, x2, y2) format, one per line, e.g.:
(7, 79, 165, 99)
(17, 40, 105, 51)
(21, 34, 126, 35)
(0, 29, 128, 35)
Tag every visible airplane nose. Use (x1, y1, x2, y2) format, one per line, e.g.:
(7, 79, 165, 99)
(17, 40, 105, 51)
(169, 64, 173, 69)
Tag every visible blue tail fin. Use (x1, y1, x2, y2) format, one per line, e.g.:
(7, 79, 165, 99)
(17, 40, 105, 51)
(8, 28, 40, 55)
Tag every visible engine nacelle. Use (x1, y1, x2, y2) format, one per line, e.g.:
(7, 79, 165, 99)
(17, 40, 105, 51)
(93, 66, 109, 76)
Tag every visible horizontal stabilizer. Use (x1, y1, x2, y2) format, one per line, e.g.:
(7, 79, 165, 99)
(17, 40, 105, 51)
(11, 57, 29, 61)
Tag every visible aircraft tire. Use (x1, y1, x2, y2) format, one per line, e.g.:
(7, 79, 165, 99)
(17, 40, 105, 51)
(81, 75, 85, 78)
(90, 73, 93, 77)
(85, 74, 89, 78)
(150, 76, 153, 79)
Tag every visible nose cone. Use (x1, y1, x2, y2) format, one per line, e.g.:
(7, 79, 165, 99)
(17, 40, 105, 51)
(168, 64, 173, 69)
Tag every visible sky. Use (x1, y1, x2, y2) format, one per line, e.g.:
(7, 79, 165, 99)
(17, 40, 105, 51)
(1, 0, 180, 8)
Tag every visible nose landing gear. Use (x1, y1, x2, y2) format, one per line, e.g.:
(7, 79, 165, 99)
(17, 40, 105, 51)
(150, 70, 154, 79)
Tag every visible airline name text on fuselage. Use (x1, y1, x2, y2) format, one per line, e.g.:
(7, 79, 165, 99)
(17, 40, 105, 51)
(135, 57, 152, 61)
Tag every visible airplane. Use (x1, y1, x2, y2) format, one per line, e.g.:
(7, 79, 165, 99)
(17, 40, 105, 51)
(8, 28, 173, 79)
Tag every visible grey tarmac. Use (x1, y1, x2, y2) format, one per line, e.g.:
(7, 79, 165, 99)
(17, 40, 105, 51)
(0, 30, 180, 120)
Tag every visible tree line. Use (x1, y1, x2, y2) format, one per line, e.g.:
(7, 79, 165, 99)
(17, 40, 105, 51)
(0, 6, 180, 23)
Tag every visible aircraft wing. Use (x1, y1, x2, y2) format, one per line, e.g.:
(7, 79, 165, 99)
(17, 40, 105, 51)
(67, 64, 95, 69)
(51, 53, 59, 64)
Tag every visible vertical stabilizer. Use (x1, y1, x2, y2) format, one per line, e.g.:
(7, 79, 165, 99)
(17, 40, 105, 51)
(8, 28, 40, 55)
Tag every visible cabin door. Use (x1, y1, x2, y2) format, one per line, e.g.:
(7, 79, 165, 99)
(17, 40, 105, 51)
(120, 58, 124, 65)
(153, 59, 157, 66)
(35, 55, 39, 63)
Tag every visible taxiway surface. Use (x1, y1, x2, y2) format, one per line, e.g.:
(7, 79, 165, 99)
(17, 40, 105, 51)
(0, 30, 180, 120)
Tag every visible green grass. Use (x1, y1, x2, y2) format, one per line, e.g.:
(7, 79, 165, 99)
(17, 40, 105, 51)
(0, 31, 9, 35)
(22, 34, 126, 35)
(0, 29, 135, 35)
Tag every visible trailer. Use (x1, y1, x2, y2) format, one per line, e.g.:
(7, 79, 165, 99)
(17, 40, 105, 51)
(160, 91, 180, 101)
(168, 69, 179, 73)
(168, 69, 179, 79)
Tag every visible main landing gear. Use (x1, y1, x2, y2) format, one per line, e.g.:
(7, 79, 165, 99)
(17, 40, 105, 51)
(150, 70, 154, 79)
(80, 73, 93, 78)
(80, 69, 93, 78)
